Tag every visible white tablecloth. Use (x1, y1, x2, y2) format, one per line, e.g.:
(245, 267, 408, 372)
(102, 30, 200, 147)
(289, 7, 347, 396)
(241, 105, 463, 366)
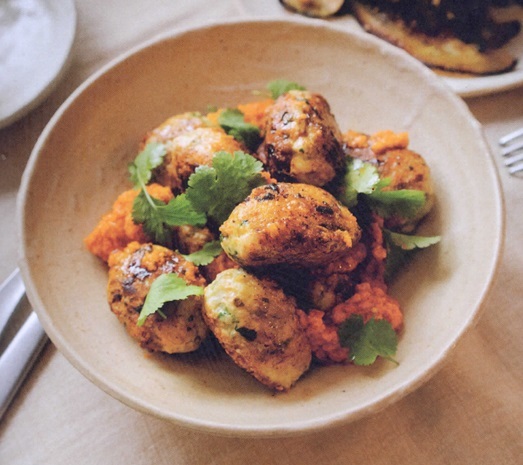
(1, 1, 522, 463)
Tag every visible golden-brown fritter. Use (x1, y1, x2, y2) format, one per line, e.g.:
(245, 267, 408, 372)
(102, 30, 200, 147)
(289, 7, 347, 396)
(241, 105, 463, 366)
(201, 251, 239, 283)
(377, 148, 434, 230)
(308, 242, 368, 311)
(153, 127, 243, 193)
(107, 242, 208, 353)
(258, 90, 345, 186)
(140, 112, 206, 148)
(203, 268, 312, 391)
(343, 129, 434, 231)
(220, 182, 361, 267)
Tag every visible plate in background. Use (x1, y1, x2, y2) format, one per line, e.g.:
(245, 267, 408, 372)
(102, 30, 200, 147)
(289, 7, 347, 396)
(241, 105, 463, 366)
(236, 1, 523, 98)
(0, 0, 76, 129)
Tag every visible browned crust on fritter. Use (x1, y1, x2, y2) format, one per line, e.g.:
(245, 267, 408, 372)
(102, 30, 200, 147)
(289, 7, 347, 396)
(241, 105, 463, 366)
(107, 242, 208, 353)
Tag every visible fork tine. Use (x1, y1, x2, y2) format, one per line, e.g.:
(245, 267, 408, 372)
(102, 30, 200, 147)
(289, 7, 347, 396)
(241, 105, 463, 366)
(504, 152, 523, 166)
(499, 127, 523, 146)
(508, 162, 523, 175)
(501, 140, 523, 157)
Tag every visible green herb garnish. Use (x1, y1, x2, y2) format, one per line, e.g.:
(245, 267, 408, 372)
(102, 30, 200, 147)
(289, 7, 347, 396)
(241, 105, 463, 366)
(182, 240, 223, 266)
(218, 109, 262, 152)
(367, 184, 427, 220)
(266, 79, 306, 99)
(341, 158, 380, 208)
(128, 142, 167, 188)
(338, 315, 398, 366)
(386, 231, 441, 250)
(384, 230, 441, 280)
(132, 191, 207, 246)
(341, 158, 427, 220)
(131, 149, 266, 243)
(137, 273, 204, 326)
(129, 143, 205, 245)
(185, 150, 267, 225)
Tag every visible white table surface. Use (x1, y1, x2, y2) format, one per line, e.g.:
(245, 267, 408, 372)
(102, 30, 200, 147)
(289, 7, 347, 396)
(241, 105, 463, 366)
(1, 1, 522, 464)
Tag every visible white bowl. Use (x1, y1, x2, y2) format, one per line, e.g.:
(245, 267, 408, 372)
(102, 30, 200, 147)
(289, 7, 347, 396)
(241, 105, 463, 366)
(18, 18, 504, 437)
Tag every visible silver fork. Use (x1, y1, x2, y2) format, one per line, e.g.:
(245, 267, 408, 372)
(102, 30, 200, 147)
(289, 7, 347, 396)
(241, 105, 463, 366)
(499, 128, 523, 175)
(0, 269, 48, 421)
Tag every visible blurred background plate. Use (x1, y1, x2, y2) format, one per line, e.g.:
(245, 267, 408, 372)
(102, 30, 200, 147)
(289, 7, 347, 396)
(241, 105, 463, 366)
(444, 6, 523, 97)
(0, 0, 76, 129)
(235, 0, 523, 98)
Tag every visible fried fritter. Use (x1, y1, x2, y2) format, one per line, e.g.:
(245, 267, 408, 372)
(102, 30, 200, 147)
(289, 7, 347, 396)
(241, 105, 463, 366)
(107, 242, 208, 353)
(153, 127, 243, 193)
(258, 90, 345, 186)
(203, 268, 312, 391)
(220, 182, 361, 267)
(344, 129, 434, 231)
(140, 112, 206, 148)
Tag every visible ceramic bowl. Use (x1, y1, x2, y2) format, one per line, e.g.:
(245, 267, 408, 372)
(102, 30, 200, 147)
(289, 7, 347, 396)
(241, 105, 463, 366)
(18, 18, 504, 437)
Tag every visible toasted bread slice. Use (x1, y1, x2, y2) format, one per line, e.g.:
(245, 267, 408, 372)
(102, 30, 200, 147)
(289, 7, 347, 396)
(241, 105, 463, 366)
(351, 1, 517, 75)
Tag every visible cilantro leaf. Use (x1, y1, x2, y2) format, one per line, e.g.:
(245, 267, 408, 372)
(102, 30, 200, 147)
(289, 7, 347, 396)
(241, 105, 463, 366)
(386, 230, 441, 250)
(185, 150, 267, 225)
(341, 158, 381, 208)
(384, 230, 441, 281)
(129, 142, 207, 245)
(182, 240, 223, 266)
(132, 189, 173, 246)
(266, 79, 306, 99)
(137, 273, 204, 326)
(338, 315, 398, 366)
(218, 109, 262, 152)
(129, 143, 167, 188)
(367, 188, 427, 220)
(132, 191, 207, 246)
(159, 194, 207, 227)
(340, 158, 427, 220)
(337, 314, 365, 349)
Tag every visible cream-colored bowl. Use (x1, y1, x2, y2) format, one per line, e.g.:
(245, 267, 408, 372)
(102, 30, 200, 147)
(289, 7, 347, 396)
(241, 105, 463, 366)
(18, 18, 504, 437)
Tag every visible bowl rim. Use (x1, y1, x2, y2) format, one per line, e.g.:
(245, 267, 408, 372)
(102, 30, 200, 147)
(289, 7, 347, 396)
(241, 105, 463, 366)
(17, 16, 506, 437)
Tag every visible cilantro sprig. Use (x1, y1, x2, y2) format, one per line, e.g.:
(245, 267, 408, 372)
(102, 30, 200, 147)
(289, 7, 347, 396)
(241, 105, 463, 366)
(185, 150, 267, 225)
(132, 192, 207, 245)
(129, 143, 206, 246)
(130, 145, 266, 244)
(384, 230, 441, 280)
(266, 79, 306, 99)
(338, 315, 398, 366)
(386, 231, 441, 250)
(128, 142, 167, 188)
(341, 158, 426, 219)
(341, 158, 380, 208)
(218, 109, 262, 152)
(137, 273, 204, 326)
(367, 183, 427, 220)
(182, 240, 223, 266)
